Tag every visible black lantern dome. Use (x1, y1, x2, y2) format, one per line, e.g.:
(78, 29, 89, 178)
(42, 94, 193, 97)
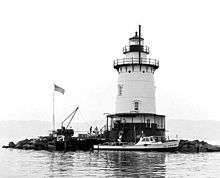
(123, 28, 149, 54)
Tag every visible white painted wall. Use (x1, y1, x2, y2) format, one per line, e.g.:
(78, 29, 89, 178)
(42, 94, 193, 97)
(115, 65, 156, 114)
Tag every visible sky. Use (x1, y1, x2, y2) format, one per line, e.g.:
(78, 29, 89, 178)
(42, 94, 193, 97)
(0, 0, 220, 127)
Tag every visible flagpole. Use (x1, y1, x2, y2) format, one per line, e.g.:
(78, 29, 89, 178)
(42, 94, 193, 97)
(53, 86, 55, 131)
(52, 83, 64, 132)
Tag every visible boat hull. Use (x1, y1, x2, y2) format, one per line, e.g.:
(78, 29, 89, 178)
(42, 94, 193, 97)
(93, 140, 180, 152)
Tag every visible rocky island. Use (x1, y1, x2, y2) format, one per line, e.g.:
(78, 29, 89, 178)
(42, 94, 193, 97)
(3, 136, 220, 153)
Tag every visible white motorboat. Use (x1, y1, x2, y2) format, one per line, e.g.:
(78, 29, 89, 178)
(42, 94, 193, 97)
(93, 136, 180, 152)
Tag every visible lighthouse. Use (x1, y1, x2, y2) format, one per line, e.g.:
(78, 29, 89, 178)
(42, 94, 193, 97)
(107, 25, 165, 142)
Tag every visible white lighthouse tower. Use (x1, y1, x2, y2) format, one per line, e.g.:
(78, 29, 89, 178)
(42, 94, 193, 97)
(107, 25, 165, 142)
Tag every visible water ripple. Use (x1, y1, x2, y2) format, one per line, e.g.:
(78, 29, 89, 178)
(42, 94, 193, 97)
(1, 147, 220, 177)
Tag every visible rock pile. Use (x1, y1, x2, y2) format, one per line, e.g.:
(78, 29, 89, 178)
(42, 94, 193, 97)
(2, 138, 220, 153)
(2, 136, 105, 151)
(177, 140, 220, 153)
(2, 136, 55, 151)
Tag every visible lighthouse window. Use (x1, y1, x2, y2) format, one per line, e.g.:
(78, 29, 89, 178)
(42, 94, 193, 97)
(118, 84, 123, 96)
(134, 101, 139, 111)
(130, 40, 139, 45)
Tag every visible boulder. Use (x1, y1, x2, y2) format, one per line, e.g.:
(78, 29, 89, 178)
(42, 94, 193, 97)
(23, 144, 33, 150)
(2, 141, 16, 148)
(48, 144, 56, 151)
(2, 145, 10, 148)
(15, 139, 30, 149)
(8, 142, 16, 148)
(178, 141, 198, 152)
(33, 140, 48, 150)
(206, 144, 220, 152)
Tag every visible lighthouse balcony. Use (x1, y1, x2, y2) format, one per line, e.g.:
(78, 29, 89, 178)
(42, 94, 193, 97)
(114, 57, 159, 69)
(123, 45, 150, 54)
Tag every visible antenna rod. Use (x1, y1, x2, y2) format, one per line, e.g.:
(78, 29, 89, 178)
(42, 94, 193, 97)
(138, 25, 141, 68)
(138, 25, 141, 64)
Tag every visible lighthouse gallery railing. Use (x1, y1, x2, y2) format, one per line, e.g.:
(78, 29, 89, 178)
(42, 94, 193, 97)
(114, 58, 159, 69)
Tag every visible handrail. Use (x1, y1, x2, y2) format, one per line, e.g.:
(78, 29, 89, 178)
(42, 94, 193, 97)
(113, 58, 159, 68)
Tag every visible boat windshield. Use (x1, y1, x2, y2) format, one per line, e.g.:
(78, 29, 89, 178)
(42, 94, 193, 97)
(142, 137, 150, 142)
(141, 137, 156, 142)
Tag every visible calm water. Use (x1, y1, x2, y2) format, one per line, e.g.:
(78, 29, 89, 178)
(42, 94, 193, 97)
(1, 140, 220, 177)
